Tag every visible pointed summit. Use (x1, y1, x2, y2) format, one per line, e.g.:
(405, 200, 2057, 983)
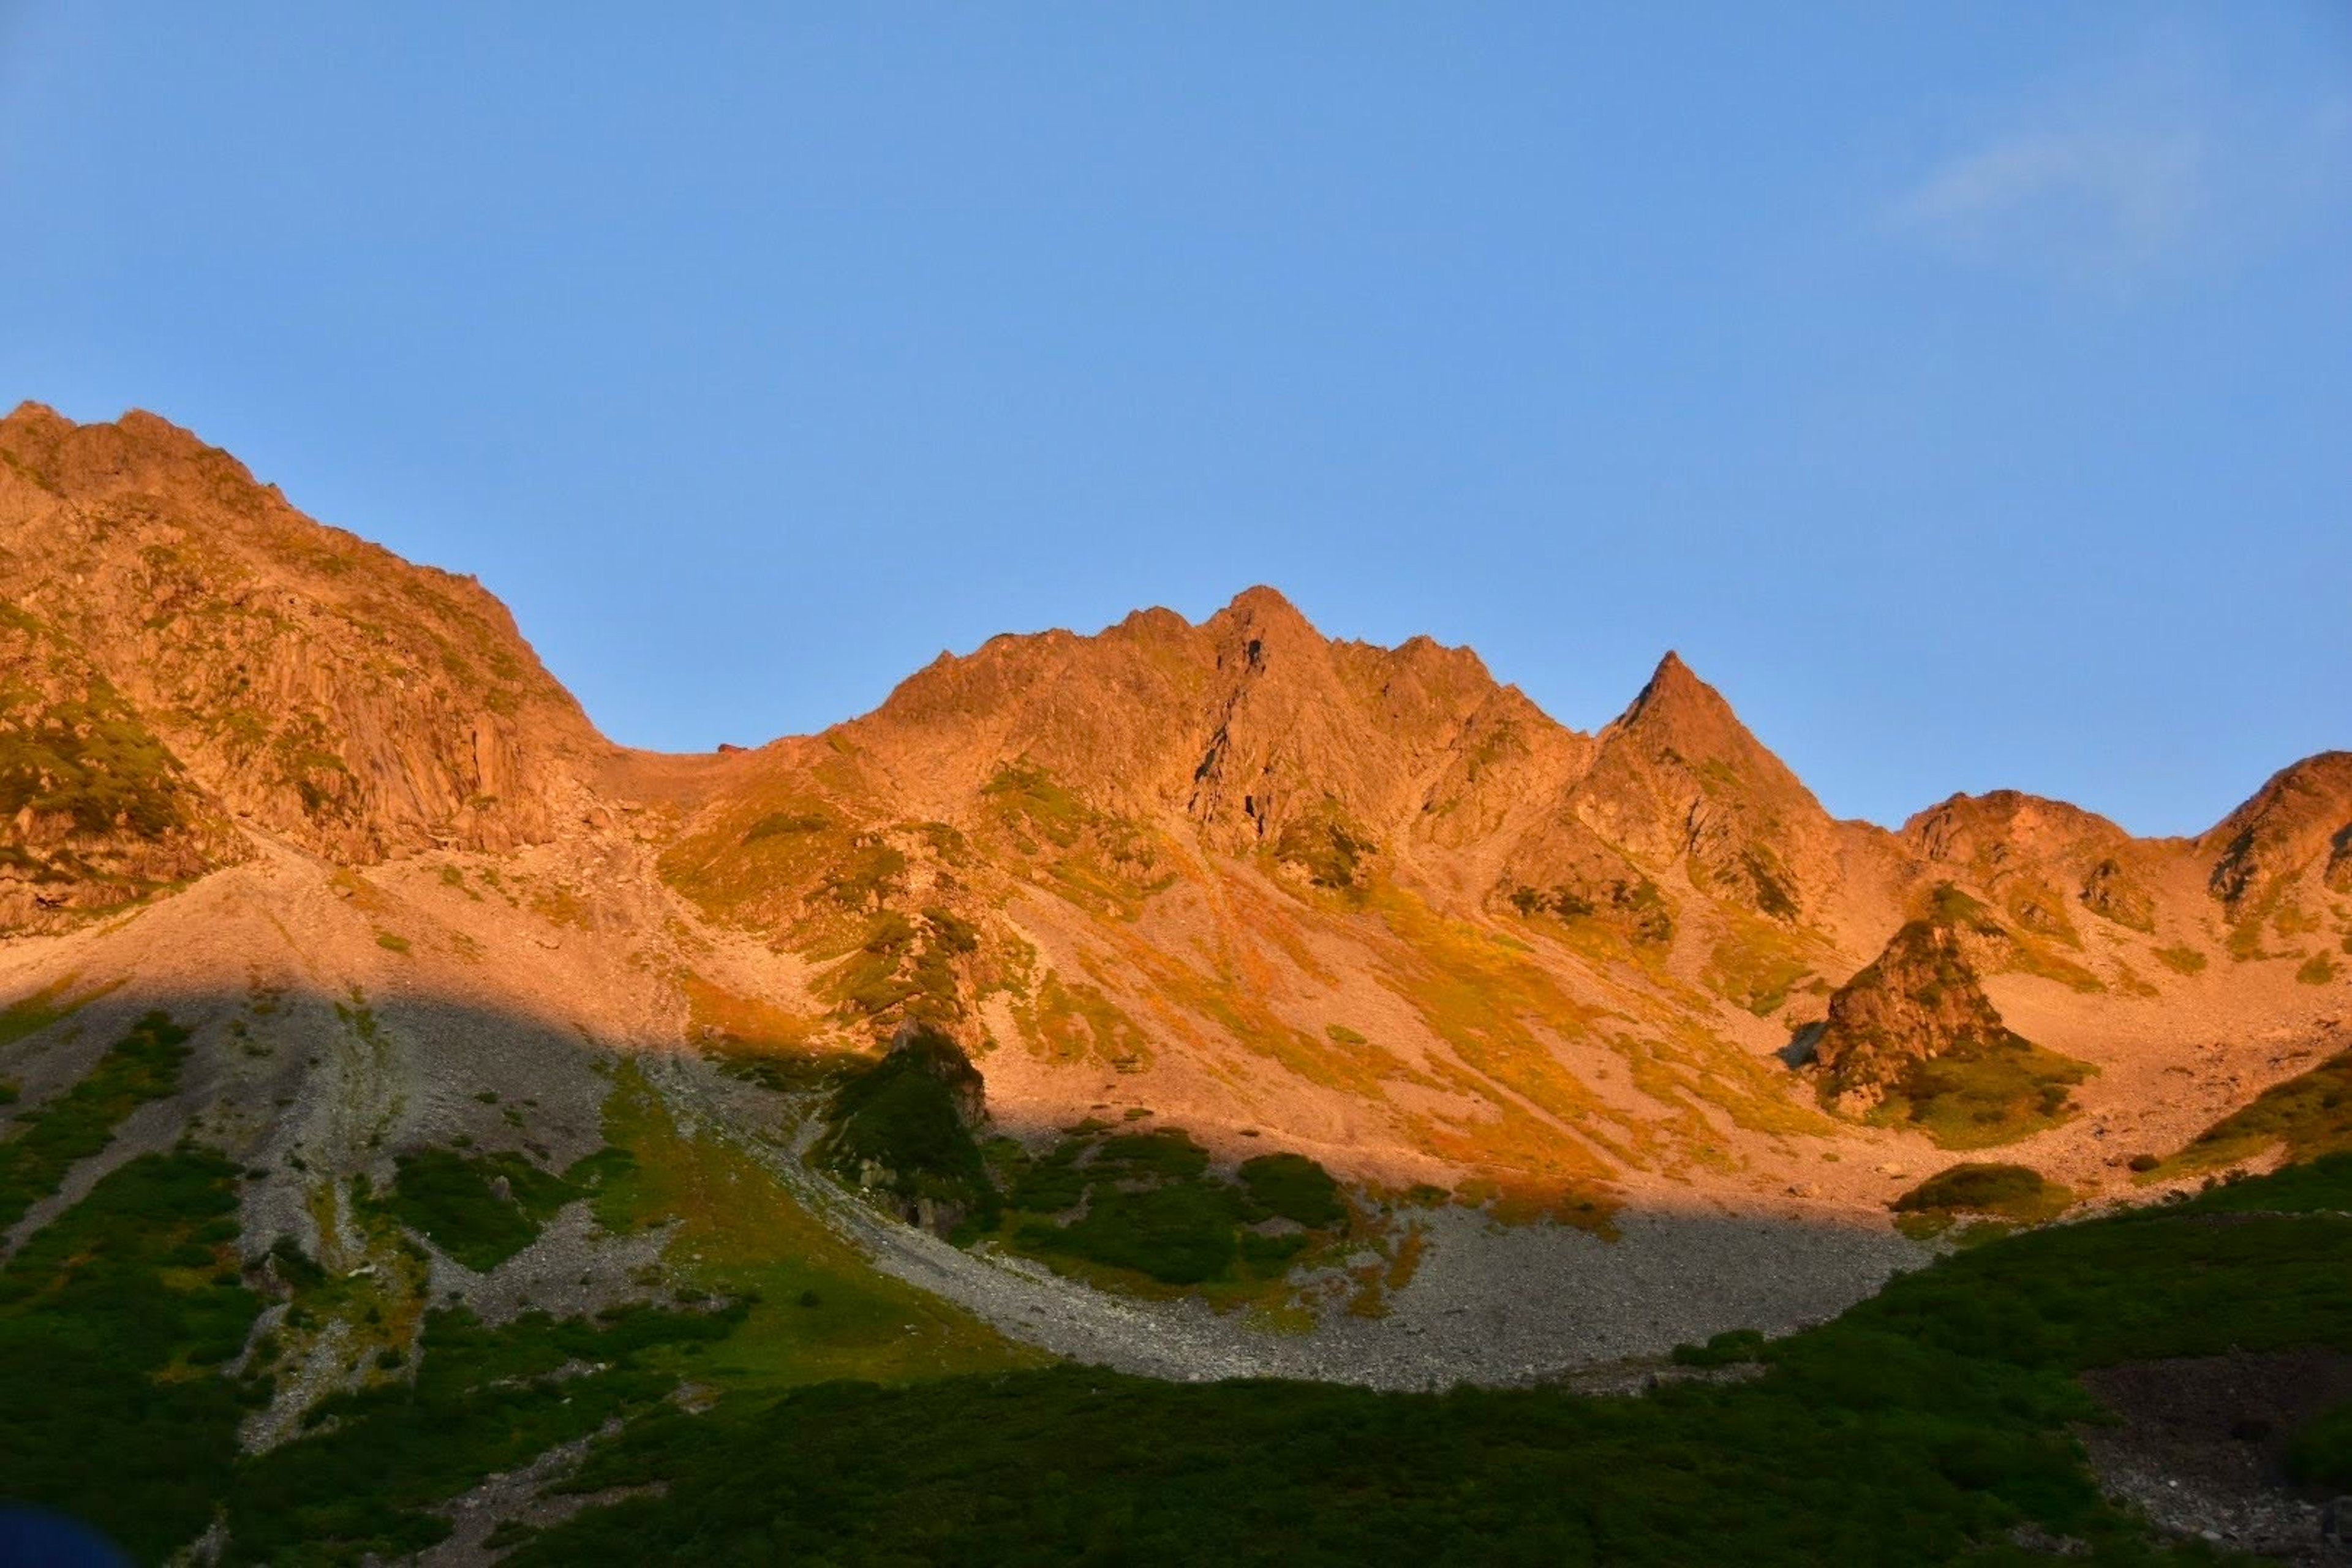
(1608, 650, 1762, 766)
(1208, 584, 1321, 643)
(1224, 583, 1303, 616)
(1568, 649, 1848, 922)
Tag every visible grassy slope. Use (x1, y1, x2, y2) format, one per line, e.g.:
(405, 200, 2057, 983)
(0, 1009, 192, 1229)
(2158, 1045, 2352, 1175)
(10, 1003, 2352, 1564)
(514, 1156, 2352, 1567)
(1882, 1034, 2096, 1151)
(0, 1050, 1031, 1566)
(375, 1144, 633, 1272)
(0, 1145, 263, 1561)
(584, 1061, 1031, 1390)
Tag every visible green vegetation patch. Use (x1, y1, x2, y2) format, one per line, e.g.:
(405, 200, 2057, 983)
(512, 1153, 2352, 1566)
(222, 1301, 739, 1564)
(818, 905, 974, 1027)
(1872, 1033, 2094, 1152)
(1508, 874, 1674, 949)
(587, 1060, 1029, 1391)
(0, 1144, 263, 1562)
(981, 761, 1174, 919)
(984, 1124, 1352, 1292)
(1270, 800, 1378, 895)
(377, 1144, 633, 1272)
(982, 762, 1093, 850)
(0, 668, 195, 843)
(813, 1026, 997, 1229)
(1240, 1152, 1345, 1229)
(818, 835, 910, 911)
(1736, 846, 1800, 921)
(1702, 913, 1816, 1017)
(14, 1041, 2352, 1566)
(2158, 1044, 2352, 1174)
(1891, 1163, 2074, 1238)
(742, 810, 833, 843)
(0, 1009, 190, 1231)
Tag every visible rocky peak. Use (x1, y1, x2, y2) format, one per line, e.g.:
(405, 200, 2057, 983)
(1183, 589, 1480, 848)
(1208, 583, 1315, 639)
(1609, 652, 1810, 793)
(1905, 791, 2130, 860)
(2199, 752, 2352, 910)
(851, 586, 1533, 858)
(1564, 652, 1839, 922)
(0, 405, 600, 872)
(1626, 648, 1702, 713)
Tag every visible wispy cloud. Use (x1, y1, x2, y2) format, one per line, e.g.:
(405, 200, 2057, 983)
(1890, 32, 2349, 290)
(1900, 125, 2207, 277)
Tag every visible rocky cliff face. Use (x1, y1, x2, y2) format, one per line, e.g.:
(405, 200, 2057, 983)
(0, 404, 602, 876)
(0, 601, 246, 930)
(2199, 753, 2352, 930)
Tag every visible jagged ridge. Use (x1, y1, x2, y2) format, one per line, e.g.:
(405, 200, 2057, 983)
(5, 402, 2349, 1206)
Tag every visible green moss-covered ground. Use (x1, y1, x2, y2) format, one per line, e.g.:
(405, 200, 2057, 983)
(0, 973, 119, 1049)
(221, 1302, 739, 1563)
(0, 1009, 190, 1231)
(12, 1008, 2352, 1565)
(2288, 1399, 2352, 1490)
(0, 1144, 263, 1562)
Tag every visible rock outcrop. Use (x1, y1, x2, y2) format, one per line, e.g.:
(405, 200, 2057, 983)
(2201, 753, 2352, 912)
(1812, 904, 2017, 1112)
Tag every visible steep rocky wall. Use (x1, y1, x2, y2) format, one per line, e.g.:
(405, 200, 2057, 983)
(0, 603, 247, 930)
(0, 404, 601, 866)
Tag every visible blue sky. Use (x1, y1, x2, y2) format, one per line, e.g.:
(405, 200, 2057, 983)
(2, 6, 2346, 835)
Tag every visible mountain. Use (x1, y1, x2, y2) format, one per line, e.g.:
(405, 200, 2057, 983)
(4, 402, 2349, 1219)
(6, 403, 2351, 1564)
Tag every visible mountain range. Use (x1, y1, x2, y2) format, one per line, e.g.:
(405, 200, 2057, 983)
(5, 401, 2346, 1227)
